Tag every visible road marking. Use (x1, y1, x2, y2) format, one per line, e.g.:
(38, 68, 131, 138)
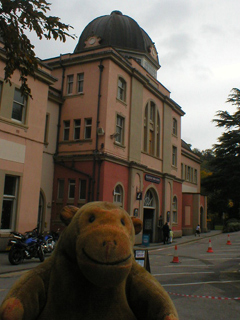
(161, 265, 213, 268)
(167, 292, 240, 300)
(153, 271, 214, 276)
(162, 280, 240, 287)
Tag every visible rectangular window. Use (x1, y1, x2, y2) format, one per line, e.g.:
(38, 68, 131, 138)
(194, 169, 198, 184)
(115, 115, 124, 144)
(84, 118, 92, 139)
(0, 81, 3, 104)
(77, 73, 84, 93)
(57, 179, 64, 199)
(172, 146, 177, 166)
(74, 119, 81, 140)
(1, 175, 19, 230)
(181, 163, 184, 179)
(187, 166, 191, 181)
(117, 78, 126, 102)
(68, 179, 75, 199)
(67, 75, 74, 94)
(173, 118, 177, 136)
(44, 113, 50, 144)
(63, 120, 70, 141)
(79, 179, 87, 200)
(12, 88, 27, 123)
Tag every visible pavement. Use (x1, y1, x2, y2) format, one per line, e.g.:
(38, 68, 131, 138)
(0, 230, 222, 275)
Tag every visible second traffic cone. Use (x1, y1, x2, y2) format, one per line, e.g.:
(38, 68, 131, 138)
(171, 245, 180, 263)
(207, 239, 214, 253)
(226, 234, 232, 245)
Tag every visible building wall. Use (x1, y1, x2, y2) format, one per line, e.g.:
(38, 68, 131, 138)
(0, 60, 54, 249)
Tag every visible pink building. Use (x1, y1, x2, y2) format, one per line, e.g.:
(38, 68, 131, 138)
(45, 11, 207, 243)
(0, 11, 207, 247)
(0, 42, 57, 250)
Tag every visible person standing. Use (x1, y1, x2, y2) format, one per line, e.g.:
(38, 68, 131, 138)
(163, 222, 170, 244)
(195, 224, 201, 237)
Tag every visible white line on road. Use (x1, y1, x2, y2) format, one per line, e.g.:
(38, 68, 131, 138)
(153, 271, 214, 276)
(161, 265, 213, 268)
(161, 280, 240, 287)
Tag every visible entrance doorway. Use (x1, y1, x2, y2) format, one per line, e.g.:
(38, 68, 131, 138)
(143, 189, 157, 243)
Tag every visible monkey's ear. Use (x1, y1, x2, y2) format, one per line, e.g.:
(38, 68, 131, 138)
(60, 205, 79, 226)
(131, 217, 143, 235)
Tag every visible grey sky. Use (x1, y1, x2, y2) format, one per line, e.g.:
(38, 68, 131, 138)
(29, 0, 240, 151)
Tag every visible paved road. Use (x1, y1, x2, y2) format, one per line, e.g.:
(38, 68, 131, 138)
(1, 230, 238, 320)
(149, 232, 240, 320)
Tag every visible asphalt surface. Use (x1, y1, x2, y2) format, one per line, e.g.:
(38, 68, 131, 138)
(0, 230, 222, 275)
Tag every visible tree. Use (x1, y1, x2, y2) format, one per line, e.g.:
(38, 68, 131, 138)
(0, 0, 75, 96)
(202, 88, 240, 219)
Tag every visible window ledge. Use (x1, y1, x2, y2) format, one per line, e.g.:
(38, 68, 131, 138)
(0, 116, 28, 130)
(60, 139, 93, 145)
(116, 97, 127, 106)
(64, 93, 84, 98)
(114, 141, 126, 149)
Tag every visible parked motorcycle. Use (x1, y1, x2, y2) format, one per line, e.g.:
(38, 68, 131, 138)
(7, 228, 45, 265)
(39, 229, 60, 254)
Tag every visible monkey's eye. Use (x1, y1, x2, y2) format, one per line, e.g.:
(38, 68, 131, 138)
(89, 215, 95, 223)
(121, 218, 125, 226)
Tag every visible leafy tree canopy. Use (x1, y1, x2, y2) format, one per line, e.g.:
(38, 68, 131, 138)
(202, 88, 240, 219)
(0, 0, 76, 96)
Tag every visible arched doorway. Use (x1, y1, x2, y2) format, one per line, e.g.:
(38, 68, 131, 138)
(143, 189, 157, 242)
(38, 191, 45, 233)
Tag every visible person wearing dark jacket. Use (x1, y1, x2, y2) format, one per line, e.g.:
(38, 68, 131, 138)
(163, 222, 170, 244)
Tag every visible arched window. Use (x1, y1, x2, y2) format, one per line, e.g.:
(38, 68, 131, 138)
(144, 189, 155, 208)
(172, 196, 178, 223)
(117, 77, 126, 102)
(113, 184, 124, 207)
(143, 101, 160, 157)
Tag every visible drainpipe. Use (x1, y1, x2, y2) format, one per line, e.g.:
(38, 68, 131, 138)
(55, 55, 65, 156)
(91, 60, 104, 201)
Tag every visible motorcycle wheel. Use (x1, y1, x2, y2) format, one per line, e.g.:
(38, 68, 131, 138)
(8, 247, 23, 265)
(38, 246, 45, 262)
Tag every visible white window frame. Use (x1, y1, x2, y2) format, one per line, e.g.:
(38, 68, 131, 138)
(68, 179, 75, 199)
(172, 196, 178, 224)
(77, 73, 84, 93)
(1, 175, 19, 231)
(84, 118, 92, 139)
(115, 115, 124, 145)
(113, 184, 124, 207)
(117, 77, 126, 102)
(63, 120, 70, 141)
(67, 75, 74, 94)
(74, 119, 81, 140)
(11, 88, 27, 123)
(172, 146, 177, 167)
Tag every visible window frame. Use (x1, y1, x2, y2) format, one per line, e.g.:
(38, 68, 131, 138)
(67, 74, 74, 95)
(113, 184, 124, 207)
(115, 114, 125, 145)
(84, 118, 92, 139)
(77, 73, 84, 94)
(68, 179, 76, 199)
(172, 145, 177, 167)
(117, 77, 126, 102)
(172, 196, 178, 224)
(1, 175, 19, 231)
(79, 179, 87, 200)
(63, 120, 70, 141)
(11, 88, 27, 124)
(57, 179, 64, 200)
(73, 119, 81, 140)
(173, 118, 178, 136)
(44, 113, 50, 144)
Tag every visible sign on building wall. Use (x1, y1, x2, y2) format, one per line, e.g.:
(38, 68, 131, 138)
(145, 174, 160, 184)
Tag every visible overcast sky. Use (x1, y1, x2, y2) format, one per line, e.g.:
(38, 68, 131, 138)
(29, 0, 240, 151)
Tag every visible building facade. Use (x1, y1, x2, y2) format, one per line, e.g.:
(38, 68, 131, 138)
(45, 11, 207, 243)
(0, 11, 207, 247)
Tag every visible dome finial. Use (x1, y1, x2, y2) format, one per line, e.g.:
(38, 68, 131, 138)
(111, 10, 122, 15)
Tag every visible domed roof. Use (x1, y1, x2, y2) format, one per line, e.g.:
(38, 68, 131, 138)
(74, 11, 158, 64)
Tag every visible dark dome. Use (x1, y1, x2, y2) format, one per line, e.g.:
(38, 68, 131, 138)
(74, 10, 157, 59)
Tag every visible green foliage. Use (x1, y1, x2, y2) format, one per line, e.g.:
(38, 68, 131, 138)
(0, 0, 76, 96)
(223, 219, 240, 233)
(202, 88, 240, 220)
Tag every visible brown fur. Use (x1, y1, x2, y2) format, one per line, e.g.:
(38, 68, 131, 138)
(0, 201, 178, 320)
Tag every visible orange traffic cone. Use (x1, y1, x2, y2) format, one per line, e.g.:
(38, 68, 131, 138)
(226, 234, 232, 245)
(171, 245, 180, 263)
(207, 239, 214, 253)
